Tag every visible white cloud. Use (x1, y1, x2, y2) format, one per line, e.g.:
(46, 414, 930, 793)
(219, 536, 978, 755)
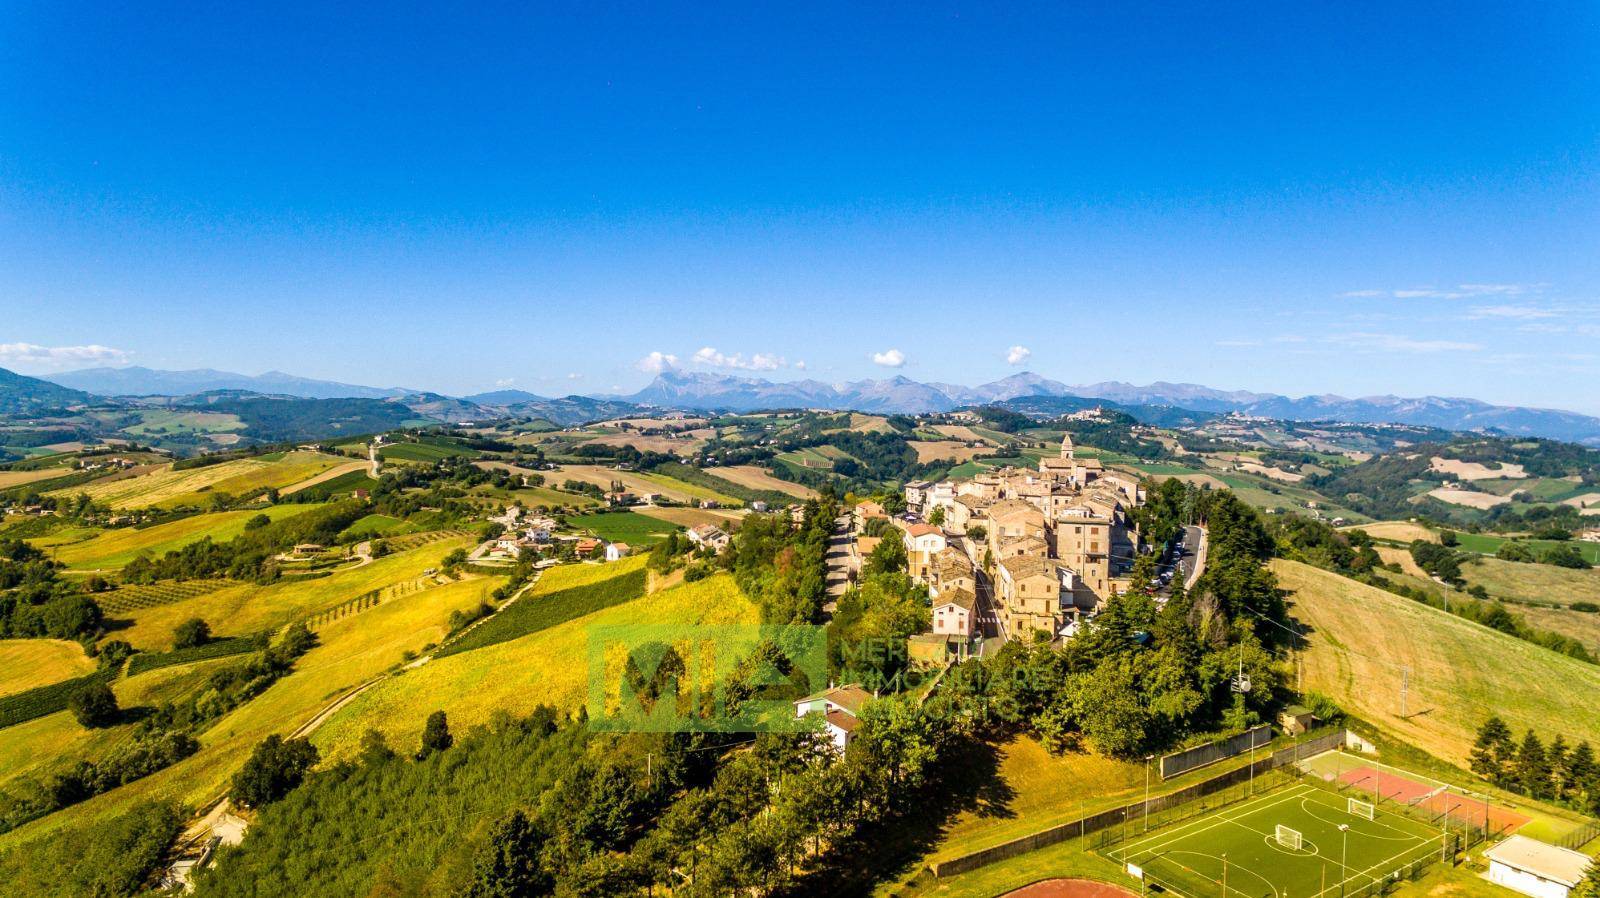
(1331, 332, 1482, 353)
(793, 360, 807, 371)
(0, 342, 130, 372)
(567, 372, 582, 380)
(635, 351, 679, 374)
(1213, 339, 1262, 348)
(1005, 345, 1032, 366)
(494, 377, 516, 388)
(691, 347, 784, 371)
(1343, 283, 1544, 300)
(1467, 305, 1558, 320)
(871, 348, 906, 368)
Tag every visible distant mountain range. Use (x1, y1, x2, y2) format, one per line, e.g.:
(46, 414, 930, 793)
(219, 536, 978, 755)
(45, 366, 413, 400)
(26, 365, 1600, 445)
(0, 367, 92, 416)
(621, 371, 1600, 445)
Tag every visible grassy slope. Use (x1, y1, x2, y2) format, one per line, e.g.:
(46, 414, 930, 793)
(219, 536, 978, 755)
(43, 504, 320, 570)
(0, 640, 95, 699)
(1278, 558, 1600, 763)
(313, 572, 756, 763)
(102, 535, 475, 650)
(0, 658, 239, 794)
(0, 575, 495, 851)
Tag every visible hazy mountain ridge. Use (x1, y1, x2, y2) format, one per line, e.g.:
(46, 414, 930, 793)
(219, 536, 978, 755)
(0, 368, 94, 415)
(624, 371, 1600, 444)
(45, 366, 413, 400)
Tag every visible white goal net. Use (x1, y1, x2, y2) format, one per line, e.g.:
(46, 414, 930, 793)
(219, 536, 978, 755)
(1348, 798, 1376, 820)
(1275, 824, 1303, 850)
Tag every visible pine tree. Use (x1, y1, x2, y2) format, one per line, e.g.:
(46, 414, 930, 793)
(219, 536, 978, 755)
(1515, 730, 1550, 799)
(1470, 717, 1514, 786)
(1547, 734, 1570, 800)
(1569, 741, 1597, 798)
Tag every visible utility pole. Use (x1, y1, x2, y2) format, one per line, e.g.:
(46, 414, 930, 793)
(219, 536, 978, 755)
(1400, 667, 1410, 718)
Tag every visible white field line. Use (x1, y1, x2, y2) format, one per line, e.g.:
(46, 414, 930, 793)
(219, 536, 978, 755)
(1309, 830, 1441, 898)
(1116, 784, 1313, 862)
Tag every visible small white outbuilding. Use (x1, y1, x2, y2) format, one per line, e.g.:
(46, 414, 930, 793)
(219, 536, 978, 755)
(1483, 835, 1592, 898)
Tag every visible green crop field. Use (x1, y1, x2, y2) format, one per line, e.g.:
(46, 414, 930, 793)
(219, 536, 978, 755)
(43, 505, 321, 570)
(567, 510, 678, 545)
(379, 439, 479, 462)
(1107, 781, 1444, 898)
(121, 409, 245, 437)
(313, 572, 757, 763)
(1453, 532, 1600, 565)
(340, 513, 414, 538)
(1279, 559, 1600, 764)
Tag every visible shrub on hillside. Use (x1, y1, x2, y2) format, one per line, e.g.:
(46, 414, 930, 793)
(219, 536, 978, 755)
(68, 681, 119, 728)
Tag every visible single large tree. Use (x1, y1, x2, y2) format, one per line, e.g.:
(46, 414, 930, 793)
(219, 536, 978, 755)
(68, 680, 119, 728)
(1516, 730, 1550, 799)
(173, 618, 211, 649)
(418, 710, 453, 758)
(1470, 716, 1514, 785)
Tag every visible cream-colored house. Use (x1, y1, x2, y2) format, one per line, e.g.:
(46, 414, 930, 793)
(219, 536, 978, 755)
(996, 554, 1061, 637)
(931, 587, 977, 637)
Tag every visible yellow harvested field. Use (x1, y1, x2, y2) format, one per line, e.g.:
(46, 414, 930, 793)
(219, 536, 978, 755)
(713, 464, 817, 498)
(50, 451, 348, 508)
(103, 535, 474, 650)
(910, 441, 990, 463)
(595, 417, 708, 429)
(1236, 461, 1304, 482)
(1424, 487, 1510, 509)
(312, 573, 757, 763)
(46, 505, 320, 570)
(0, 572, 498, 850)
(1375, 546, 1429, 578)
(1429, 456, 1527, 481)
(576, 433, 706, 456)
(635, 505, 746, 529)
(0, 639, 96, 698)
(0, 468, 71, 489)
(1562, 493, 1600, 511)
(1347, 521, 1438, 543)
(931, 424, 998, 445)
(849, 413, 895, 433)
(552, 464, 738, 505)
(1279, 559, 1600, 764)
(280, 459, 370, 495)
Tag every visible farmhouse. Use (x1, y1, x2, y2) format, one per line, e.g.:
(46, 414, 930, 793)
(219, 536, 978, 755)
(1483, 835, 1592, 898)
(795, 684, 873, 753)
(687, 523, 731, 554)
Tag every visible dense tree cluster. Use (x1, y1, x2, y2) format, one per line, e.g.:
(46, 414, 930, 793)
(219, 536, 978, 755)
(1471, 717, 1600, 815)
(0, 538, 104, 642)
(121, 501, 370, 583)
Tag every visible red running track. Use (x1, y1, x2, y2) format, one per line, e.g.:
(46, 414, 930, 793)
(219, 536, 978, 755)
(1003, 879, 1139, 898)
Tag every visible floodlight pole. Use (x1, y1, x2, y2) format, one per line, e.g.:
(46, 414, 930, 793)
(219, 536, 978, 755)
(1221, 853, 1228, 898)
(1339, 824, 1350, 898)
(1144, 754, 1154, 833)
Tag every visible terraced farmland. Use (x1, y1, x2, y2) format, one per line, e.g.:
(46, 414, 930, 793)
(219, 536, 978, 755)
(49, 451, 347, 509)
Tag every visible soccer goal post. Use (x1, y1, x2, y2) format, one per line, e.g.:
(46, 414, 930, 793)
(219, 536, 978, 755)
(1348, 798, 1376, 820)
(1275, 825, 1303, 850)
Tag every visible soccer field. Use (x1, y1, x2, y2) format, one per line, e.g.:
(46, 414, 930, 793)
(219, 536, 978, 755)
(1107, 782, 1446, 898)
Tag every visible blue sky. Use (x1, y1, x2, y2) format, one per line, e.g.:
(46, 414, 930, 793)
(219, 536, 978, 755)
(3, 2, 1598, 410)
